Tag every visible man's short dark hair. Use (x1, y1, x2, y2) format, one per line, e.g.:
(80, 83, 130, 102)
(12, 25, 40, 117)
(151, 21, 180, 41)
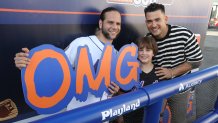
(144, 3, 165, 15)
(100, 7, 121, 21)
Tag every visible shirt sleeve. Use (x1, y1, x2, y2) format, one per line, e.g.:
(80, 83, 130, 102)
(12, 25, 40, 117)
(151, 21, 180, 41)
(184, 32, 203, 62)
(65, 38, 85, 68)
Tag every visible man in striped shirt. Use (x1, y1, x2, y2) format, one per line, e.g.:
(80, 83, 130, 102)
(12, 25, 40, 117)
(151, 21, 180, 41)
(144, 3, 203, 123)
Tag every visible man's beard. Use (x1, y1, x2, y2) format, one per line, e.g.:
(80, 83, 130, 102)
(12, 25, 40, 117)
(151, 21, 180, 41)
(102, 28, 119, 41)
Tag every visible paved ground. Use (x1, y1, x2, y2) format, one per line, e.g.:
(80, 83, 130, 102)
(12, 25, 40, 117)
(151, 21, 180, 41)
(200, 29, 218, 69)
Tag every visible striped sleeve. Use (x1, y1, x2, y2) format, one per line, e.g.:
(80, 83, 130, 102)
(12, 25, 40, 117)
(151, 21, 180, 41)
(184, 31, 203, 62)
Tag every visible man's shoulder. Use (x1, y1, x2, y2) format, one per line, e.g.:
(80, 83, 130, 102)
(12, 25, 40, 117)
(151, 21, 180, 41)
(171, 25, 193, 32)
(65, 35, 94, 51)
(69, 35, 96, 45)
(73, 35, 94, 42)
(170, 25, 193, 35)
(171, 25, 188, 30)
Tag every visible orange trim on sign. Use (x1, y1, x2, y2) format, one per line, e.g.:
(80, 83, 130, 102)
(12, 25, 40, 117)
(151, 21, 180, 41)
(25, 49, 71, 108)
(0, 8, 100, 15)
(116, 46, 138, 85)
(0, 8, 208, 18)
(76, 46, 113, 94)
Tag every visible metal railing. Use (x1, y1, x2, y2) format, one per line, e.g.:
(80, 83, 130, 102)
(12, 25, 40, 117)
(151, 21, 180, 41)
(34, 65, 218, 123)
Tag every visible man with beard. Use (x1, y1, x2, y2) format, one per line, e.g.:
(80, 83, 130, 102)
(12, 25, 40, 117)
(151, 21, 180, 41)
(14, 7, 120, 111)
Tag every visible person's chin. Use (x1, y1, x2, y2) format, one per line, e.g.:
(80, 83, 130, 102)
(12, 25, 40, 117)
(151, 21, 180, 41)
(151, 31, 158, 35)
(110, 35, 117, 40)
(150, 30, 160, 36)
(141, 60, 148, 64)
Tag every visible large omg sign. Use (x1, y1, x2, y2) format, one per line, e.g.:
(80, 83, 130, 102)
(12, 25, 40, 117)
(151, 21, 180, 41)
(21, 43, 140, 114)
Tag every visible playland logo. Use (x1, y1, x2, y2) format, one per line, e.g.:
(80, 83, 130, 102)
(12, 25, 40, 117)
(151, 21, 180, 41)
(101, 99, 140, 120)
(107, 0, 174, 7)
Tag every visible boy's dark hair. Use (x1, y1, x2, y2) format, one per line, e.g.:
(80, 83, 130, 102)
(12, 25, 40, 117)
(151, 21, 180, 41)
(144, 3, 165, 15)
(137, 36, 158, 56)
(100, 7, 121, 21)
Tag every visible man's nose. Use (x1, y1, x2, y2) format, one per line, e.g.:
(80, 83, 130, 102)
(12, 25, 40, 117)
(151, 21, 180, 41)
(112, 23, 118, 29)
(152, 21, 157, 27)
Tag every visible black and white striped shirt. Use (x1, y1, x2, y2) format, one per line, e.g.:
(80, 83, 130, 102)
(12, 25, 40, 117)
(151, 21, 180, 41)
(152, 25, 203, 69)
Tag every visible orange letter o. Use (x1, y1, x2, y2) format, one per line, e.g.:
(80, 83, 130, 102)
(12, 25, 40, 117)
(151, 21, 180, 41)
(25, 49, 71, 108)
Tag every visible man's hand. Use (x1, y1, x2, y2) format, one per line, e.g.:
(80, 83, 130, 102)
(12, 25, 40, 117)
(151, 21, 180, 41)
(14, 48, 30, 70)
(155, 67, 173, 80)
(108, 82, 120, 95)
(155, 62, 196, 80)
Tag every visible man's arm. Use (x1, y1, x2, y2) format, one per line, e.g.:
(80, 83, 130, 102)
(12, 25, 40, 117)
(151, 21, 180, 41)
(156, 32, 203, 80)
(155, 61, 202, 80)
(171, 61, 202, 77)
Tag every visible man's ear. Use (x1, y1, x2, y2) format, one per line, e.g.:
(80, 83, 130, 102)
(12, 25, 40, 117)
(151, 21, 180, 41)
(99, 20, 102, 29)
(165, 15, 168, 22)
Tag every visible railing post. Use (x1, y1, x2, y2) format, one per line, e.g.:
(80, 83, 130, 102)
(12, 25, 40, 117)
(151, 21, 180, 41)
(144, 99, 163, 123)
